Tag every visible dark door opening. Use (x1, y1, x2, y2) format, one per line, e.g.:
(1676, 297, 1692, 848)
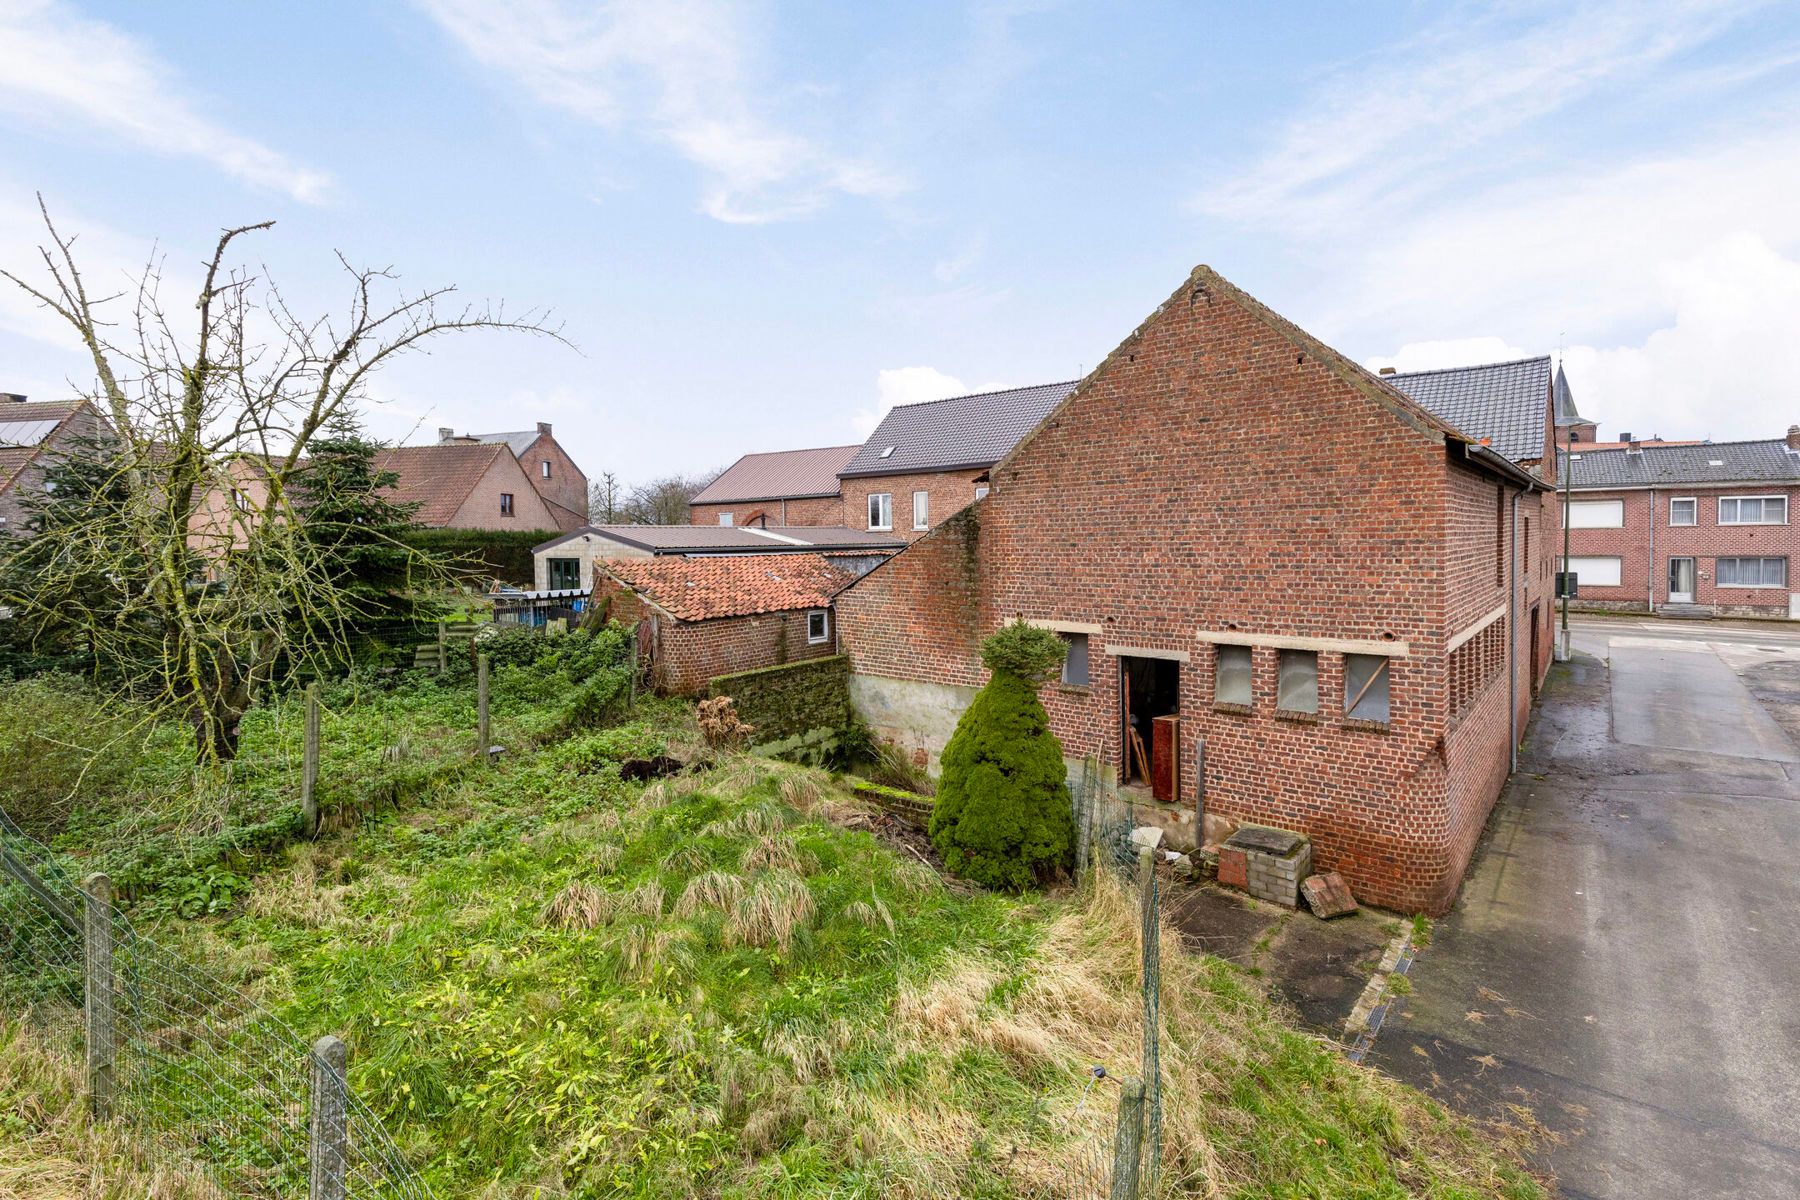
(1120, 655, 1180, 799)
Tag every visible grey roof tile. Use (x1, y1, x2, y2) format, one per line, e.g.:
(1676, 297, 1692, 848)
(536, 524, 902, 555)
(1563, 439, 1800, 489)
(839, 381, 1078, 478)
(1384, 356, 1551, 463)
(691, 444, 860, 504)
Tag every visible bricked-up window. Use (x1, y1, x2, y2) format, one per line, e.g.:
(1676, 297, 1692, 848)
(1276, 650, 1318, 714)
(1060, 633, 1090, 686)
(1717, 557, 1788, 587)
(1214, 645, 1252, 706)
(912, 490, 929, 530)
(1670, 497, 1696, 526)
(500, 492, 514, 516)
(1344, 654, 1390, 724)
(1719, 495, 1787, 525)
(806, 610, 830, 644)
(868, 492, 893, 530)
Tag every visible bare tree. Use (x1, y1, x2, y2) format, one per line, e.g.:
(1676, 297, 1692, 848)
(587, 471, 622, 524)
(0, 197, 564, 760)
(622, 470, 721, 526)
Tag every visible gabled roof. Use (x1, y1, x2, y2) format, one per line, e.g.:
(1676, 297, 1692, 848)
(373, 443, 513, 525)
(599, 553, 855, 621)
(536, 523, 902, 555)
(692, 444, 861, 504)
(1563, 439, 1800, 489)
(467, 430, 543, 457)
(1383, 356, 1552, 464)
(839, 381, 1078, 479)
(0, 398, 98, 493)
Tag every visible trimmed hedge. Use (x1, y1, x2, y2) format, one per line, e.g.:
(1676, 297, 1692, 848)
(401, 527, 560, 586)
(708, 655, 851, 743)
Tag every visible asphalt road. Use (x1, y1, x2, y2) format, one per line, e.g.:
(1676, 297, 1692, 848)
(1369, 617, 1800, 1199)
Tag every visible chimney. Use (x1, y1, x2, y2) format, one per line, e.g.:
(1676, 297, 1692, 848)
(437, 426, 455, 443)
(1378, 366, 1397, 376)
(1787, 424, 1800, 450)
(0, 393, 27, 404)
(537, 421, 552, 435)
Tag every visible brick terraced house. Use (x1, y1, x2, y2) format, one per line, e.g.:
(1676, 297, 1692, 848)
(435, 422, 590, 533)
(594, 553, 856, 695)
(1560, 429, 1800, 617)
(834, 266, 1560, 914)
(689, 444, 861, 528)
(0, 393, 113, 535)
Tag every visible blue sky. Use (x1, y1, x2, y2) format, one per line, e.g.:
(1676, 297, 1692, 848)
(3, 0, 1799, 486)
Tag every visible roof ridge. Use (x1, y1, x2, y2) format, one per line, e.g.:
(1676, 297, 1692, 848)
(885, 379, 1081, 414)
(1568, 436, 1787, 456)
(737, 443, 864, 457)
(1385, 354, 1551, 378)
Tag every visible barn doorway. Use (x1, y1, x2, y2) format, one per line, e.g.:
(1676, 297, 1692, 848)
(1119, 655, 1181, 802)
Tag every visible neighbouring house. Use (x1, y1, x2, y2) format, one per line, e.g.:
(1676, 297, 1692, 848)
(1559, 428, 1800, 617)
(438, 422, 589, 532)
(533, 524, 901, 592)
(594, 553, 855, 695)
(374, 442, 562, 532)
(840, 381, 1077, 541)
(0, 393, 113, 536)
(689, 444, 861, 527)
(834, 266, 1560, 915)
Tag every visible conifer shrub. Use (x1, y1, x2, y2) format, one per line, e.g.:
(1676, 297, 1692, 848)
(929, 622, 1074, 890)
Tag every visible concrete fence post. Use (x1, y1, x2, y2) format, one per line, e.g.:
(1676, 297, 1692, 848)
(82, 873, 116, 1121)
(301, 682, 321, 836)
(477, 653, 491, 759)
(436, 619, 447, 674)
(1075, 757, 1094, 884)
(309, 1035, 349, 1200)
(1109, 1075, 1145, 1200)
(1138, 846, 1163, 1195)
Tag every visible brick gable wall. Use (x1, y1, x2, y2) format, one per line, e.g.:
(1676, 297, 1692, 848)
(840, 469, 988, 541)
(518, 432, 589, 532)
(690, 494, 845, 528)
(596, 577, 834, 695)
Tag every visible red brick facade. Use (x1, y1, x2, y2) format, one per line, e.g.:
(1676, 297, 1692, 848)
(515, 426, 590, 532)
(1564, 482, 1800, 616)
(596, 579, 836, 695)
(690, 493, 845, 528)
(835, 267, 1556, 914)
(839, 469, 989, 542)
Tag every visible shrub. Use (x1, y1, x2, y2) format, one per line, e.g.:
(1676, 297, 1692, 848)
(929, 625, 1073, 891)
(0, 676, 162, 836)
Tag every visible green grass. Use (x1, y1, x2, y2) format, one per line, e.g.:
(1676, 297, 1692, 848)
(1, 664, 1547, 1200)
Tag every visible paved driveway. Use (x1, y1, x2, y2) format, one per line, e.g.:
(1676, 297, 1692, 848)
(1369, 619, 1800, 1200)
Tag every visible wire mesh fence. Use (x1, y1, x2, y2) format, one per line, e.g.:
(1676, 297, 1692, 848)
(0, 805, 434, 1199)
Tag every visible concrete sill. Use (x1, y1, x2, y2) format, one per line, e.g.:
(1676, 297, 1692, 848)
(1212, 702, 1254, 716)
(1342, 717, 1391, 734)
(1273, 708, 1320, 724)
(1054, 684, 1092, 697)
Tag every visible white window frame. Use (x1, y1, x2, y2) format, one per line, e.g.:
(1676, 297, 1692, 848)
(541, 460, 552, 479)
(868, 492, 893, 531)
(806, 609, 830, 644)
(912, 489, 929, 530)
(718, 512, 734, 526)
(1715, 557, 1788, 588)
(1568, 499, 1625, 528)
(1669, 496, 1696, 526)
(1718, 495, 1788, 525)
(1562, 555, 1623, 588)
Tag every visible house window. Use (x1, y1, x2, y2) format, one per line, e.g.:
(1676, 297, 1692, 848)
(1060, 633, 1090, 687)
(1716, 557, 1788, 587)
(500, 492, 515, 516)
(1562, 555, 1622, 587)
(1214, 645, 1252, 706)
(1719, 495, 1787, 525)
(1344, 654, 1391, 724)
(1670, 497, 1696, 526)
(541, 460, 552, 479)
(868, 492, 893, 530)
(546, 558, 581, 590)
(806, 609, 830, 644)
(1276, 649, 1318, 714)
(974, 485, 990, 500)
(231, 488, 250, 512)
(1569, 499, 1625, 528)
(719, 512, 734, 526)
(912, 490, 929, 530)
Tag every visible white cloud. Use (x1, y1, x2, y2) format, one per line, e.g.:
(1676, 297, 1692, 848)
(852, 365, 969, 438)
(417, 0, 903, 223)
(1365, 337, 1531, 376)
(0, 0, 330, 203)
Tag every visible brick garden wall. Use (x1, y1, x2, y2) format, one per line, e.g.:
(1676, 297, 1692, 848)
(708, 655, 852, 741)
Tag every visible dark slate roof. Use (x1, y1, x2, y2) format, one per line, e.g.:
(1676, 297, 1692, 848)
(1552, 364, 1585, 426)
(534, 524, 903, 555)
(839, 381, 1079, 478)
(1563, 439, 1800, 489)
(1383, 356, 1551, 464)
(691, 444, 860, 504)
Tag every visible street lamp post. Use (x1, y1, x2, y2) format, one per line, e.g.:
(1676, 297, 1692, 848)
(1558, 423, 1573, 662)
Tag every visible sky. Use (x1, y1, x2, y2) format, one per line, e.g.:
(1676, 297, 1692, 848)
(3, 0, 1799, 488)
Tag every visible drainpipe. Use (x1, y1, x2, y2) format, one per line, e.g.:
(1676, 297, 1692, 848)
(1647, 487, 1656, 614)
(1509, 489, 1520, 772)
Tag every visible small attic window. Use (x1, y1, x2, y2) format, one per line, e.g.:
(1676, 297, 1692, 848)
(1708, 459, 1724, 467)
(879, 446, 895, 459)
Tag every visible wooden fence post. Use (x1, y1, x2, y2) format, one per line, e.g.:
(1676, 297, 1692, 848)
(476, 653, 491, 759)
(436, 619, 447, 674)
(82, 873, 116, 1121)
(301, 682, 321, 836)
(1109, 1075, 1145, 1200)
(309, 1035, 349, 1200)
(627, 626, 639, 708)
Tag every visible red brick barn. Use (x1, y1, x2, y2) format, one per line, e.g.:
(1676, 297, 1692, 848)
(833, 266, 1560, 915)
(594, 553, 854, 695)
